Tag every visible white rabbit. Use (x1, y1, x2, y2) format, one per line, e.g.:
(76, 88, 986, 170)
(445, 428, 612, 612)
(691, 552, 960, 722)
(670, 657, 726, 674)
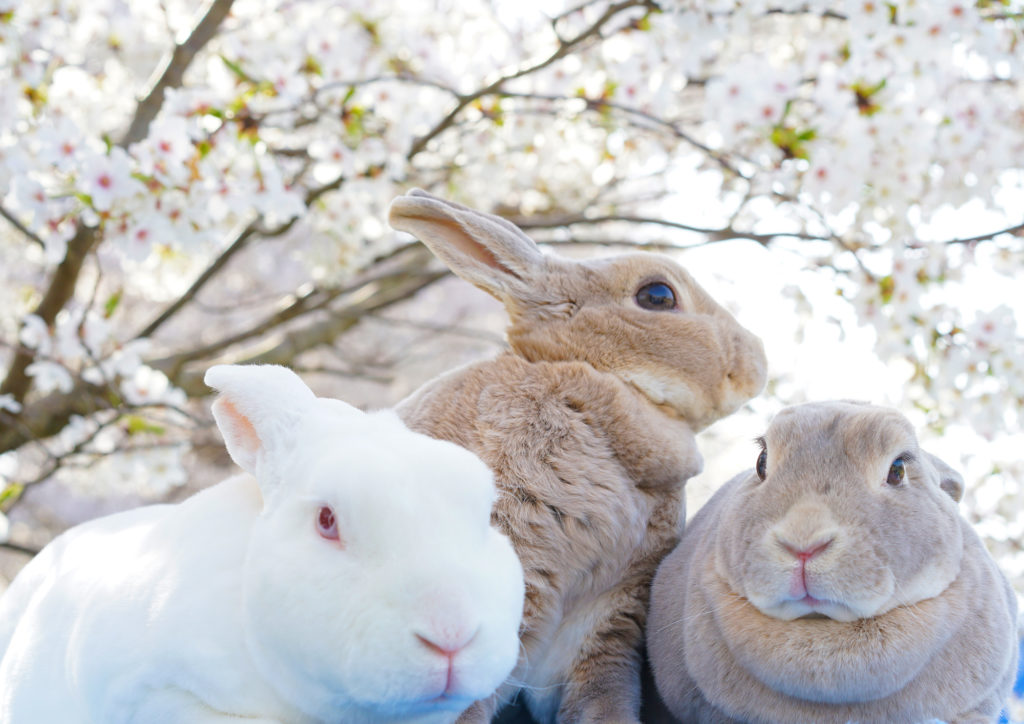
(0, 364, 525, 724)
(647, 400, 1019, 724)
(387, 190, 767, 723)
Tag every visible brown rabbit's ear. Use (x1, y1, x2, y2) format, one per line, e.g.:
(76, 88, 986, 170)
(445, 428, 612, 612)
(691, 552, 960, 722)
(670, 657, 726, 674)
(388, 189, 547, 303)
(924, 451, 965, 502)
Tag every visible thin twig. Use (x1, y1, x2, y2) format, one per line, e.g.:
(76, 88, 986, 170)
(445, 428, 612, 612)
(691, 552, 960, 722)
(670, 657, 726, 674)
(135, 172, 346, 340)
(367, 314, 508, 345)
(496, 90, 745, 177)
(145, 242, 427, 379)
(134, 218, 260, 340)
(512, 212, 832, 245)
(0, 205, 46, 249)
(930, 220, 1024, 246)
(166, 257, 447, 396)
(0, 542, 41, 557)
(406, 0, 654, 160)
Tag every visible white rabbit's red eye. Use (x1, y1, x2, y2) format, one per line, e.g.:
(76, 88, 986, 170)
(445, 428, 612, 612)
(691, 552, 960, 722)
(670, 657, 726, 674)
(316, 505, 339, 541)
(635, 282, 676, 311)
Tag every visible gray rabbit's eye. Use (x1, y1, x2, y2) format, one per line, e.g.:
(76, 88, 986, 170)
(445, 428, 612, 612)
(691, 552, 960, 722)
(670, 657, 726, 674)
(636, 281, 676, 311)
(886, 457, 907, 487)
(756, 449, 767, 481)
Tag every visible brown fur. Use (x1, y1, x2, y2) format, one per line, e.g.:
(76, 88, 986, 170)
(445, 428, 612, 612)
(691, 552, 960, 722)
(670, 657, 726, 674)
(648, 401, 1019, 724)
(388, 190, 767, 724)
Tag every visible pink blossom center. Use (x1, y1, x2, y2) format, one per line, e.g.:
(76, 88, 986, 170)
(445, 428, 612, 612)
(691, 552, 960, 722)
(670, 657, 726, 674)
(97, 173, 113, 189)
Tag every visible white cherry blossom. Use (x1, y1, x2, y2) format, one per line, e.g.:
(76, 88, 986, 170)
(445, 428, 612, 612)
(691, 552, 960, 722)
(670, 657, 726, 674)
(0, 0, 1021, 628)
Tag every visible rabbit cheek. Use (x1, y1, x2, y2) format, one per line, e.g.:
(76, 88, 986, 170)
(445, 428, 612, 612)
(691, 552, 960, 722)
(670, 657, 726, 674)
(882, 507, 964, 611)
(619, 367, 704, 420)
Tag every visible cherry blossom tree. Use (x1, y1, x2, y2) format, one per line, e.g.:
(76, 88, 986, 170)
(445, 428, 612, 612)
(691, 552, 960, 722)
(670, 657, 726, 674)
(0, 0, 1022, 610)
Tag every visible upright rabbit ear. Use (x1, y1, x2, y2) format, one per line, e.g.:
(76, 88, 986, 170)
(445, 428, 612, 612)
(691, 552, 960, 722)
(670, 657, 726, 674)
(388, 189, 548, 305)
(924, 451, 965, 502)
(204, 364, 317, 480)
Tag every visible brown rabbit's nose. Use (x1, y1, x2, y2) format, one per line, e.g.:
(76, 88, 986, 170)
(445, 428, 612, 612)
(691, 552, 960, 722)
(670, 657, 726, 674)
(779, 537, 834, 562)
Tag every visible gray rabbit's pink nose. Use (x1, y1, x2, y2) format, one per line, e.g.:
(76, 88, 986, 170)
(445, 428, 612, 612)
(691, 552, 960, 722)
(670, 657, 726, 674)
(780, 537, 834, 562)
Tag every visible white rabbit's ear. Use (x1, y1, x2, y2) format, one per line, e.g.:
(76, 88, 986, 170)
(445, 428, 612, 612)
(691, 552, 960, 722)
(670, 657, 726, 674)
(204, 364, 318, 479)
(924, 451, 964, 502)
(388, 189, 547, 304)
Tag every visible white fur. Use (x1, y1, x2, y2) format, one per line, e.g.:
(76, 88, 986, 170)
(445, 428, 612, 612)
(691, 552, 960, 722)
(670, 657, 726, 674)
(0, 364, 525, 723)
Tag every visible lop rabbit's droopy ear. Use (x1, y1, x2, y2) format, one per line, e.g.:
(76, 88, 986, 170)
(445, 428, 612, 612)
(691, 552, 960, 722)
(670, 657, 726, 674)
(388, 189, 547, 305)
(205, 364, 317, 482)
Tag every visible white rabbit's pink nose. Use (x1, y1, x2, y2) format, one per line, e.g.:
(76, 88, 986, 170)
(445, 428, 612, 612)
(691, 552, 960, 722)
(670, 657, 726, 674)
(415, 629, 479, 697)
(415, 628, 477, 659)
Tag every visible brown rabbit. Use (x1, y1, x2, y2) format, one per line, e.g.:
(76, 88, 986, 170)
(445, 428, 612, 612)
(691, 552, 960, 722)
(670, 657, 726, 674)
(647, 400, 1019, 724)
(387, 190, 767, 724)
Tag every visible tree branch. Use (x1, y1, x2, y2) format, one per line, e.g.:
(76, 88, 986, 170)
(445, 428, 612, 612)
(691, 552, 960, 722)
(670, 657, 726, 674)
(0, 225, 99, 405)
(512, 212, 832, 245)
(0, 541, 41, 557)
(0, 0, 235, 410)
(135, 172, 346, 340)
(931, 220, 1024, 246)
(496, 91, 745, 177)
(145, 242, 426, 380)
(135, 218, 260, 340)
(157, 248, 446, 396)
(120, 0, 236, 147)
(406, 0, 654, 160)
(0, 246, 445, 453)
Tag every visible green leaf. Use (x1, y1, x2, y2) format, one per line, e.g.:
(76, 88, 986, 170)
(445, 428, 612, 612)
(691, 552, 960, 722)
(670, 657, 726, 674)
(220, 55, 255, 83)
(851, 79, 886, 116)
(878, 275, 895, 304)
(0, 483, 24, 509)
(103, 289, 123, 318)
(123, 415, 166, 436)
(301, 54, 323, 76)
(770, 124, 816, 160)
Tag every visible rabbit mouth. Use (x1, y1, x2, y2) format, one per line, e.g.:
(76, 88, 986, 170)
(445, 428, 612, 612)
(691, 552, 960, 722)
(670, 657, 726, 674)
(753, 591, 863, 623)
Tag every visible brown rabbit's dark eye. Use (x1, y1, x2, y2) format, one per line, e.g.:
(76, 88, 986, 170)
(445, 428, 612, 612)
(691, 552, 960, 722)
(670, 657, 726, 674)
(886, 457, 907, 487)
(635, 282, 676, 311)
(316, 505, 340, 541)
(756, 449, 767, 481)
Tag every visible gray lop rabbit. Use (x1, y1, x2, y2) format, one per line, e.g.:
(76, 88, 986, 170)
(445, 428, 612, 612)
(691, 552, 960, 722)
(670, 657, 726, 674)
(648, 400, 1019, 724)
